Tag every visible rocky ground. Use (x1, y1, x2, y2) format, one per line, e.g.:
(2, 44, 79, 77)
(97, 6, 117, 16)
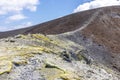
(0, 33, 119, 80)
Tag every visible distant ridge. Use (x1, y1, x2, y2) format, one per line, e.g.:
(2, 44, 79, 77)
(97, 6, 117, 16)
(0, 6, 120, 54)
(0, 6, 103, 37)
(0, 6, 120, 78)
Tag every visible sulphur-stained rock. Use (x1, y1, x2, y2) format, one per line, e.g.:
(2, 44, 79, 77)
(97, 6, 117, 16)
(0, 61, 12, 75)
(0, 34, 119, 80)
(0, 6, 120, 80)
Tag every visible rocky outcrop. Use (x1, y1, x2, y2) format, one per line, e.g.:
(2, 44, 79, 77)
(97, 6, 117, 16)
(0, 6, 120, 80)
(0, 34, 119, 80)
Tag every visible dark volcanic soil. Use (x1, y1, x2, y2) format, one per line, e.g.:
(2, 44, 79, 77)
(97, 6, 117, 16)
(81, 6, 120, 53)
(0, 8, 97, 37)
(0, 6, 120, 54)
(0, 6, 120, 53)
(0, 6, 120, 75)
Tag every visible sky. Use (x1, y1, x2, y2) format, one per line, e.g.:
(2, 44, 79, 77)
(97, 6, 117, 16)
(0, 0, 120, 31)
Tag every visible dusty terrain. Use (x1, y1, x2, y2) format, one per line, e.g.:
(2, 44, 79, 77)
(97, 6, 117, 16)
(0, 6, 120, 53)
(0, 34, 119, 80)
(0, 6, 120, 80)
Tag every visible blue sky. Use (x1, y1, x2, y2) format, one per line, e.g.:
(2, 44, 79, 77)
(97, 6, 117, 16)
(0, 0, 119, 31)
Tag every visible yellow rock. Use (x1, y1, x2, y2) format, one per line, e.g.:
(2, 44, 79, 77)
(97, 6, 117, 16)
(32, 34, 51, 42)
(40, 68, 64, 80)
(0, 60, 12, 75)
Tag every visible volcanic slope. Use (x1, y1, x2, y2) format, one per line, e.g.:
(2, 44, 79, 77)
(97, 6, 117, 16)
(0, 6, 120, 54)
(0, 6, 120, 80)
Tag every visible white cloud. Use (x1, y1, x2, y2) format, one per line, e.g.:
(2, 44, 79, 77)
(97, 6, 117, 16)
(0, 0, 39, 31)
(0, 22, 33, 31)
(7, 14, 27, 21)
(13, 22, 32, 29)
(0, 0, 39, 15)
(74, 0, 120, 12)
(25, 22, 32, 26)
(0, 26, 9, 31)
